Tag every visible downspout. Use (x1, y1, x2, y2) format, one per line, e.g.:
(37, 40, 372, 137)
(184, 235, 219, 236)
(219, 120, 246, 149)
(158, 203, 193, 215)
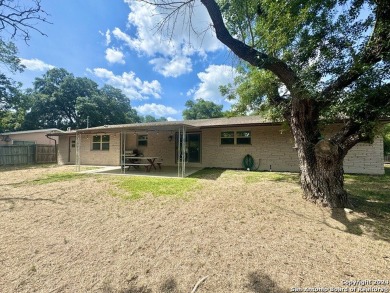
(46, 134, 58, 164)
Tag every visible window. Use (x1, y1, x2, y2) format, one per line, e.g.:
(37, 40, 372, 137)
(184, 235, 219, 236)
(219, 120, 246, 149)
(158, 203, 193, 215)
(137, 134, 148, 146)
(221, 131, 235, 145)
(236, 131, 251, 145)
(220, 131, 251, 145)
(92, 135, 110, 151)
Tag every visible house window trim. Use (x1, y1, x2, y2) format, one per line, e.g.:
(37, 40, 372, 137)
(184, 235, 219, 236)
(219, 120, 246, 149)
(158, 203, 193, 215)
(137, 134, 148, 147)
(91, 134, 110, 151)
(220, 130, 252, 146)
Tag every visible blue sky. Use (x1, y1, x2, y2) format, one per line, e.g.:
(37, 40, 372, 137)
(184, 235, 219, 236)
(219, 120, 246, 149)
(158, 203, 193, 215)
(11, 0, 239, 121)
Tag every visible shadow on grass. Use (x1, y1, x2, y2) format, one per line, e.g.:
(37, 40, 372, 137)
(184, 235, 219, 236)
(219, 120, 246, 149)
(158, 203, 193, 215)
(189, 167, 226, 180)
(332, 165, 390, 242)
(245, 271, 289, 293)
(330, 208, 364, 236)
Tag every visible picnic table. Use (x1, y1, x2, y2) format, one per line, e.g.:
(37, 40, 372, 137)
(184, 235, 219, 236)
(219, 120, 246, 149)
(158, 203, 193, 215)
(122, 154, 161, 172)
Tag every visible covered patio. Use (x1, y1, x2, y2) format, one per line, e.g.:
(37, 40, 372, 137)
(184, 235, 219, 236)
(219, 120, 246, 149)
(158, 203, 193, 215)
(72, 120, 201, 178)
(81, 165, 202, 178)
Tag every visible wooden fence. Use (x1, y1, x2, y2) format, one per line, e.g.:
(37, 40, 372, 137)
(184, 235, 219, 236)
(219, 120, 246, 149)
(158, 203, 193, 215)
(385, 155, 390, 163)
(0, 144, 57, 165)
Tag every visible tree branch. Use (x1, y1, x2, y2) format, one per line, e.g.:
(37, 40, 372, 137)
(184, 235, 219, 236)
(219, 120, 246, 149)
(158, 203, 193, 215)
(321, 0, 390, 100)
(0, 0, 51, 42)
(200, 0, 300, 94)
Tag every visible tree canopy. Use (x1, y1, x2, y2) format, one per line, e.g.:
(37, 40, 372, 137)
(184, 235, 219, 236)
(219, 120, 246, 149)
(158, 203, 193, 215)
(182, 98, 224, 120)
(20, 68, 141, 130)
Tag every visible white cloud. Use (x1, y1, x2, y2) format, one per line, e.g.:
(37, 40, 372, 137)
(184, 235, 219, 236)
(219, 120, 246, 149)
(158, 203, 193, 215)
(134, 103, 179, 117)
(149, 55, 192, 77)
(188, 64, 239, 104)
(105, 29, 111, 46)
(166, 117, 177, 121)
(110, 1, 223, 77)
(20, 58, 55, 71)
(105, 48, 125, 64)
(89, 67, 161, 100)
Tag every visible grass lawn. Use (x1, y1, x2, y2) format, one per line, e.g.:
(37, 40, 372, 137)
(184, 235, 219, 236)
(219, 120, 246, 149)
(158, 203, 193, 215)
(0, 164, 389, 292)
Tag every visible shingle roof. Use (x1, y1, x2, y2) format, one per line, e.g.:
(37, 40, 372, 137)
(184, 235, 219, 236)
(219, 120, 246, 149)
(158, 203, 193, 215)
(76, 116, 277, 133)
(0, 128, 63, 135)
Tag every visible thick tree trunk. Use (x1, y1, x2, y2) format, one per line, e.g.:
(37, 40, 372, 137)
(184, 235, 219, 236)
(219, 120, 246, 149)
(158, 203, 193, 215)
(296, 139, 350, 208)
(290, 98, 350, 208)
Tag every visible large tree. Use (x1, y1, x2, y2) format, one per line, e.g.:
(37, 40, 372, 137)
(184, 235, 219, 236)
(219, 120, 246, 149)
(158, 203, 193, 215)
(0, 0, 49, 131)
(23, 68, 141, 130)
(183, 98, 224, 120)
(0, 40, 25, 132)
(142, 0, 389, 208)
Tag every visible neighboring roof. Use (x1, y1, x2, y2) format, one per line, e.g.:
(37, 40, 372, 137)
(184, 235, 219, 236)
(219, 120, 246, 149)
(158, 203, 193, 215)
(0, 128, 64, 136)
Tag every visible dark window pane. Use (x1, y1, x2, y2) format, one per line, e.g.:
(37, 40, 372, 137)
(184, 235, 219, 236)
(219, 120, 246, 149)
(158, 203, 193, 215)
(92, 143, 101, 150)
(237, 137, 251, 144)
(221, 138, 234, 144)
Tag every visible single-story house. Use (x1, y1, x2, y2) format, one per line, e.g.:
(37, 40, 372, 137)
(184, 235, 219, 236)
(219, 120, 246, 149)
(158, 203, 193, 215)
(0, 128, 62, 146)
(49, 116, 385, 176)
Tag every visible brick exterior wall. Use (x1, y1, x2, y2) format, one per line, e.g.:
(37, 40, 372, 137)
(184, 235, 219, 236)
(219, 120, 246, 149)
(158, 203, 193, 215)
(56, 125, 384, 174)
(79, 134, 121, 165)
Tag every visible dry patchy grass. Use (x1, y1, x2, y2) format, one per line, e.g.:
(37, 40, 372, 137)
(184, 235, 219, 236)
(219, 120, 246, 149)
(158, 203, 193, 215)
(0, 165, 389, 293)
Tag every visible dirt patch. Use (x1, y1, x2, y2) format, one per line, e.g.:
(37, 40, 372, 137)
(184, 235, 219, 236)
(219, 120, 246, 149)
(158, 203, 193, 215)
(0, 166, 389, 292)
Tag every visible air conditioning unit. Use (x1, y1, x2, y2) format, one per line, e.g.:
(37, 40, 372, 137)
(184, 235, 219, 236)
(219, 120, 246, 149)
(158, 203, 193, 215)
(1, 135, 11, 142)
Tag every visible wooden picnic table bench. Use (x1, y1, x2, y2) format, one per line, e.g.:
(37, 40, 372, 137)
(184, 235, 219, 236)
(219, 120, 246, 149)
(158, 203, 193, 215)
(124, 163, 152, 172)
(121, 156, 160, 172)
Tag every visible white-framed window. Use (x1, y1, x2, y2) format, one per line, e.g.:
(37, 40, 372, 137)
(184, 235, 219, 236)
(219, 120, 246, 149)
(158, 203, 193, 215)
(137, 134, 148, 146)
(236, 131, 251, 145)
(221, 131, 235, 145)
(220, 131, 251, 145)
(92, 135, 110, 151)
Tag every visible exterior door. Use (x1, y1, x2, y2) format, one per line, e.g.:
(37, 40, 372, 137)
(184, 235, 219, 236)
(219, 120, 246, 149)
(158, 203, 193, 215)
(176, 132, 201, 163)
(69, 136, 76, 163)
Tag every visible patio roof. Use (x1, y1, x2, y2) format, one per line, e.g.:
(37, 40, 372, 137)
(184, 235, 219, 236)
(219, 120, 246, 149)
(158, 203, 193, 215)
(48, 116, 279, 136)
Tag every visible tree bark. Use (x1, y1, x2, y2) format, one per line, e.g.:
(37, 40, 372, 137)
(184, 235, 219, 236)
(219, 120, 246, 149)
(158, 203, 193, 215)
(296, 137, 350, 208)
(289, 96, 354, 208)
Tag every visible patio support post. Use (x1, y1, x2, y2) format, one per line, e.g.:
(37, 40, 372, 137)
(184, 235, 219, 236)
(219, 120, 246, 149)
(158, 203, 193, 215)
(182, 126, 186, 178)
(177, 127, 181, 177)
(121, 131, 125, 174)
(75, 133, 81, 172)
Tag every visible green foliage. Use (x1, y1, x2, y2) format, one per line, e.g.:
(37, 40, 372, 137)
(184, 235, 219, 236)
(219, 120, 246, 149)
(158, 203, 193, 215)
(22, 68, 141, 130)
(140, 115, 168, 123)
(182, 98, 224, 120)
(114, 177, 200, 200)
(218, 0, 389, 130)
(0, 40, 25, 132)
